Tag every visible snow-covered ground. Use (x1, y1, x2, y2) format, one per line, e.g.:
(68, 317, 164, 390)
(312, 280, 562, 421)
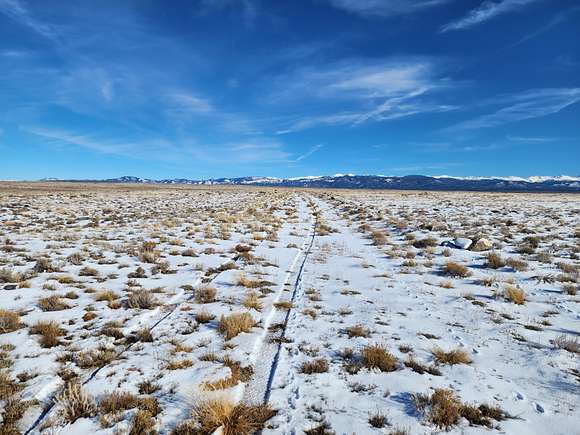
(0, 184, 578, 434)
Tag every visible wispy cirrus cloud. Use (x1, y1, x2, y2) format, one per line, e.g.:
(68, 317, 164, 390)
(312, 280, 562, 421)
(326, 0, 451, 18)
(446, 88, 580, 130)
(441, 0, 540, 32)
(0, 0, 59, 41)
(274, 58, 457, 133)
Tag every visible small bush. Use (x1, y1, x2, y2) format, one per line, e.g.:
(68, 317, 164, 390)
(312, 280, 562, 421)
(242, 292, 263, 311)
(56, 383, 97, 423)
(126, 291, 158, 309)
(504, 286, 526, 305)
(443, 262, 471, 278)
(431, 347, 472, 365)
(361, 344, 397, 372)
(195, 286, 217, 304)
(195, 309, 215, 323)
(485, 252, 505, 269)
(554, 335, 579, 354)
(301, 358, 329, 374)
(38, 295, 71, 311)
(505, 258, 528, 272)
(186, 398, 276, 435)
(413, 389, 460, 430)
(345, 324, 370, 338)
(218, 312, 255, 340)
(0, 310, 22, 334)
(30, 320, 64, 348)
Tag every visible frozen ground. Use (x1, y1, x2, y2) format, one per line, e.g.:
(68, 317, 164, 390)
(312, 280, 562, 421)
(0, 183, 578, 434)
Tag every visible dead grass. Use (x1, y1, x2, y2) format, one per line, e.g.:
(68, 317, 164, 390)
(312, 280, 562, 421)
(178, 398, 276, 435)
(300, 358, 329, 374)
(485, 252, 505, 269)
(242, 292, 263, 311)
(345, 324, 370, 338)
(218, 312, 255, 340)
(504, 285, 526, 305)
(431, 347, 472, 365)
(38, 295, 71, 311)
(126, 291, 158, 309)
(554, 334, 579, 354)
(195, 286, 217, 304)
(361, 344, 398, 372)
(414, 388, 506, 430)
(195, 309, 216, 323)
(30, 320, 64, 348)
(0, 310, 22, 334)
(56, 382, 97, 424)
(443, 262, 471, 278)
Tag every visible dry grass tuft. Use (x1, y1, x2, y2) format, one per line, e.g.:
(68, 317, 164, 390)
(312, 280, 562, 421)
(126, 291, 158, 309)
(485, 252, 505, 269)
(56, 383, 97, 424)
(174, 398, 276, 435)
(218, 312, 255, 340)
(504, 285, 526, 305)
(443, 262, 471, 278)
(30, 320, 64, 348)
(195, 286, 217, 304)
(0, 310, 22, 334)
(345, 324, 370, 338)
(300, 358, 329, 374)
(431, 347, 472, 365)
(554, 334, 579, 354)
(242, 292, 263, 311)
(38, 295, 71, 311)
(361, 344, 398, 372)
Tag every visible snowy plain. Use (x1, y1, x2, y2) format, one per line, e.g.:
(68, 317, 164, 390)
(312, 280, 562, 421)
(0, 183, 578, 434)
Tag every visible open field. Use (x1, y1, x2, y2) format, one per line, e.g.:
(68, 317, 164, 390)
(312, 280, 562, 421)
(0, 183, 578, 434)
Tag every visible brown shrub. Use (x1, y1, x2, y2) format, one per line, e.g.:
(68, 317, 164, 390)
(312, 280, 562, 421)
(443, 262, 471, 278)
(431, 347, 472, 365)
(30, 320, 64, 348)
(300, 358, 329, 374)
(38, 295, 71, 311)
(195, 286, 217, 304)
(126, 291, 158, 309)
(504, 286, 526, 305)
(0, 310, 22, 334)
(186, 398, 276, 435)
(485, 252, 505, 269)
(345, 324, 370, 338)
(56, 383, 97, 423)
(218, 312, 255, 340)
(361, 344, 398, 372)
(242, 292, 263, 311)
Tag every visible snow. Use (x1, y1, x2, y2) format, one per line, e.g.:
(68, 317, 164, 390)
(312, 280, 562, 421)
(0, 186, 578, 434)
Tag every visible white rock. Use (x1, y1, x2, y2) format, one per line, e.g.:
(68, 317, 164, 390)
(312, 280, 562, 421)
(453, 237, 473, 250)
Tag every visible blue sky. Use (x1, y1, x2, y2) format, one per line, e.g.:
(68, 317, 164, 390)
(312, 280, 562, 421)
(1, 0, 579, 180)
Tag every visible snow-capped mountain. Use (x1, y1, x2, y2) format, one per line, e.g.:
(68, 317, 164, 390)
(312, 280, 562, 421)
(47, 174, 580, 192)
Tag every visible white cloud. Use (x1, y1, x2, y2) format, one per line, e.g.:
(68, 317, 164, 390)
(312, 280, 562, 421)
(326, 0, 450, 18)
(272, 58, 457, 133)
(447, 88, 580, 130)
(441, 0, 540, 32)
(0, 0, 59, 41)
(166, 92, 213, 115)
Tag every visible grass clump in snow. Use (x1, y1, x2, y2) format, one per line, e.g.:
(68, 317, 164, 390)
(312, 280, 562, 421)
(38, 295, 71, 311)
(172, 398, 276, 435)
(195, 286, 217, 304)
(414, 389, 508, 430)
(431, 347, 472, 365)
(361, 344, 398, 372)
(504, 285, 526, 305)
(30, 320, 64, 348)
(300, 358, 329, 374)
(56, 382, 97, 424)
(0, 310, 23, 334)
(443, 261, 471, 278)
(218, 312, 255, 340)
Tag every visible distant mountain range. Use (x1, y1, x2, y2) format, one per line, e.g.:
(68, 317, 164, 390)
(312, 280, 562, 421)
(42, 174, 580, 192)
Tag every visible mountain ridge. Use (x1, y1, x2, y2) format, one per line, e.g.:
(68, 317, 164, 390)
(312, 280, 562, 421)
(40, 174, 580, 192)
